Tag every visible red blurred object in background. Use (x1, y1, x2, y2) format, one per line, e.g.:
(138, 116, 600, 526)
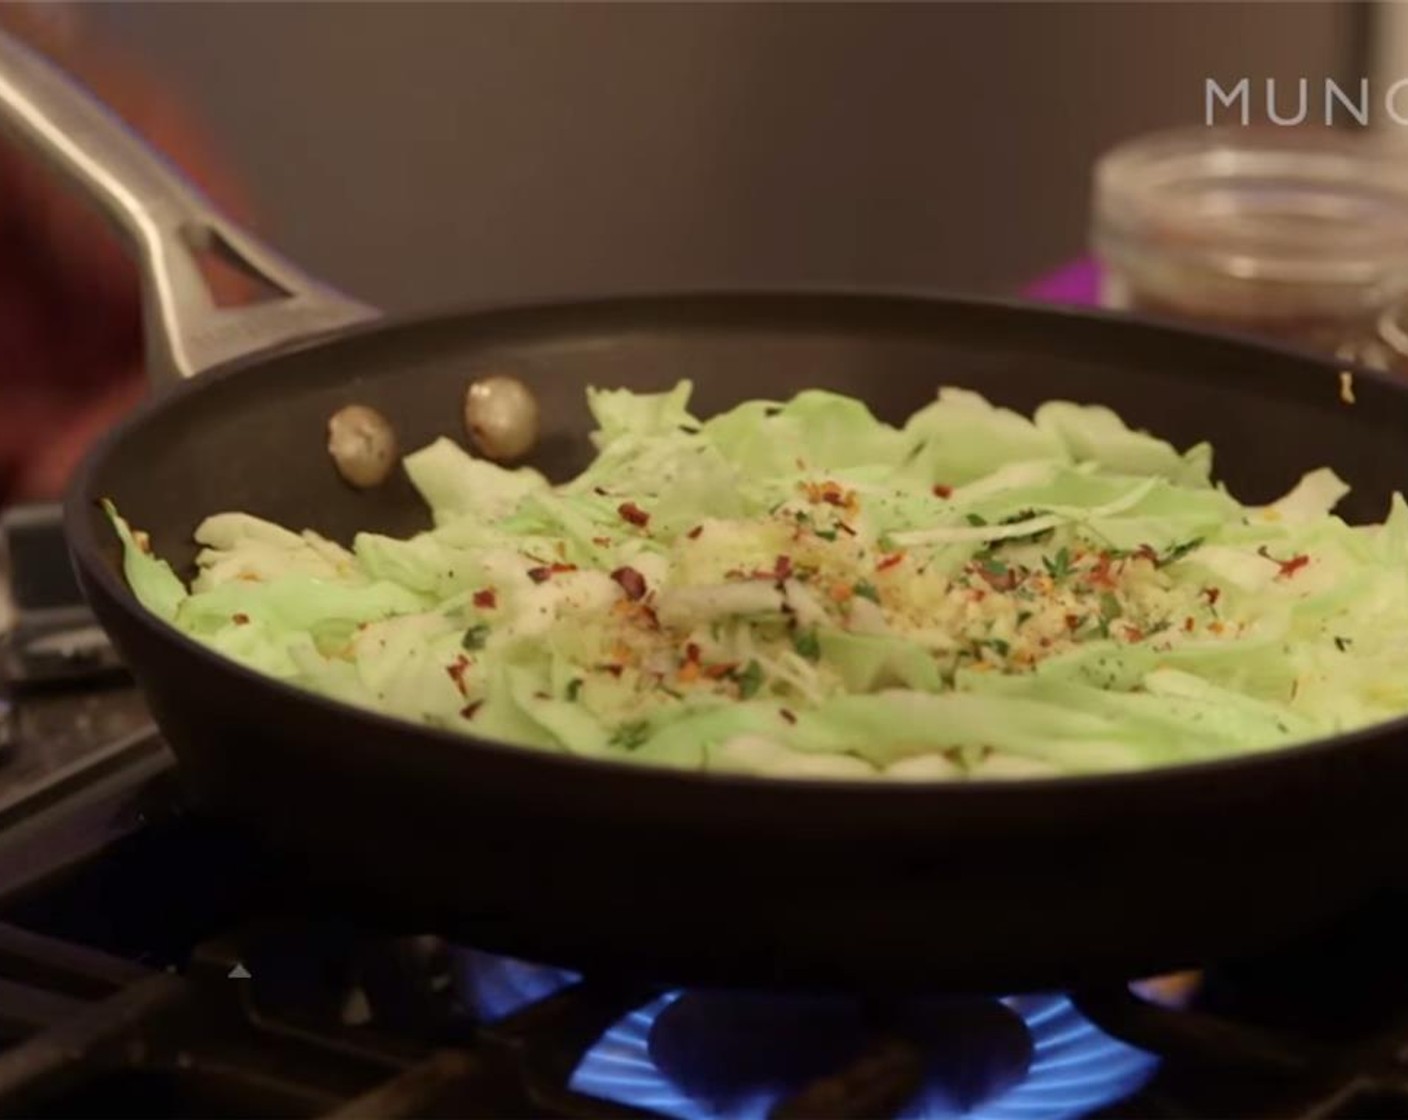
(0, 5, 247, 506)
(1022, 259, 1100, 307)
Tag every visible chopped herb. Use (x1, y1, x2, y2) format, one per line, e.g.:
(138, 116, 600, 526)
(462, 624, 490, 650)
(566, 678, 584, 701)
(999, 508, 1039, 526)
(1043, 547, 1072, 580)
(814, 528, 838, 542)
(611, 721, 652, 751)
(779, 708, 797, 725)
(852, 579, 881, 603)
(987, 637, 1011, 656)
(965, 513, 988, 527)
(1016, 610, 1032, 626)
(793, 628, 821, 660)
(1160, 538, 1204, 566)
(1099, 592, 1122, 622)
(1334, 636, 1352, 652)
(735, 659, 765, 699)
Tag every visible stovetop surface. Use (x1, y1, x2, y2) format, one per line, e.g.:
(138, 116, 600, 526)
(6, 505, 1408, 1118)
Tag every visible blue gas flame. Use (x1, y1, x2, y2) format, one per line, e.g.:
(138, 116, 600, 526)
(459, 952, 1158, 1120)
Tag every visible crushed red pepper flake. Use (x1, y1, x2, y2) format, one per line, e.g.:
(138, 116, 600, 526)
(527, 562, 577, 583)
(611, 566, 648, 601)
(876, 552, 905, 572)
(932, 484, 953, 499)
(1184, 616, 1196, 632)
(473, 588, 497, 609)
(618, 501, 651, 527)
(1257, 546, 1310, 580)
(1201, 586, 1220, 607)
(802, 480, 857, 510)
(686, 525, 704, 540)
(779, 708, 797, 725)
(1088, 552, 1118, 588)
(446, 654, 472, 695)
(974, 562, 1018, 593)
(460, 700, 483, 720)
(232, 612, 250, 626)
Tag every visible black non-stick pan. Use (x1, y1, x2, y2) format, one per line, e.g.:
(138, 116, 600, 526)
(5, 33, 1408, 994)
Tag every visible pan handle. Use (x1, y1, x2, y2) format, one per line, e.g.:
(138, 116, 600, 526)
(0, 30, 379, 385)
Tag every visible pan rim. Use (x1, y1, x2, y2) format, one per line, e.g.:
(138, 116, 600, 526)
(64, 286, 1408, 799)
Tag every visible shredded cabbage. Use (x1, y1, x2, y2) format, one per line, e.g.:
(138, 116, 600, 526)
(106, 383, 1408, 781)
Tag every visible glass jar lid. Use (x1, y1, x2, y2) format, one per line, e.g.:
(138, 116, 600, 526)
(1093, 128, 1408, 316)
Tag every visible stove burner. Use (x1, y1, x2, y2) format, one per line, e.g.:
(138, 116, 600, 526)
(647, 992, 873, 1104)
(645, 993, 1038, 1115)
(450, 951, 1157, 1119)
(572, 990, 1157, 1120)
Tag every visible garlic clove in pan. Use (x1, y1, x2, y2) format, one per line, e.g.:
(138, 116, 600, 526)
(464, 374, 540, 462)
(327, 404, 398, 488)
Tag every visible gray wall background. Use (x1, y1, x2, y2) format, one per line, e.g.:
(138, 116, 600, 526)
(94, 2, 1359, 314)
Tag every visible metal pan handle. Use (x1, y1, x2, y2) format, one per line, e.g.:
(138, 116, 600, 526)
(0, 30, 379, 385)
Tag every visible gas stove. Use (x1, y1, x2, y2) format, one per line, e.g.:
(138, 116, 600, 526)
(4, 504, 1408, 1119)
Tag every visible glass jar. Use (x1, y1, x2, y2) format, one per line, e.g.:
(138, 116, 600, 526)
(1092, 127, 1408, 370)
